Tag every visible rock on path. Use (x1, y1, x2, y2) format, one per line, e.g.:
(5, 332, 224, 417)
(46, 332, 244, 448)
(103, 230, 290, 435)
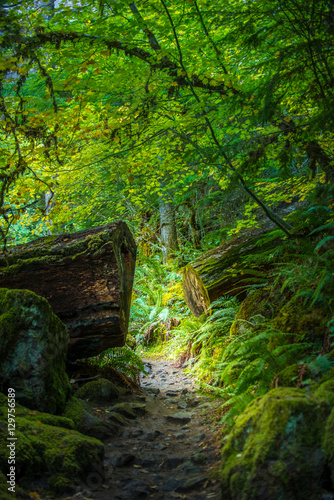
(67, 358, 223, 500)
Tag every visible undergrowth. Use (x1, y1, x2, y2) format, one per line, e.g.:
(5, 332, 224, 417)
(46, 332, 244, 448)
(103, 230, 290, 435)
(130, 226, 334, 428)
(83, 346, 148, 383)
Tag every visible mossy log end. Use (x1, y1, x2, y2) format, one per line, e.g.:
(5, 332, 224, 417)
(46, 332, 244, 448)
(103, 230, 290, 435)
(183, 229, 283, 317)
(0, 222, 137, 361)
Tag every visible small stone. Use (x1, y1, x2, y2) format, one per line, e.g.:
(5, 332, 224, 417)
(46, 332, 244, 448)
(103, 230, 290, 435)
(166, 412, 192, 425)
(134, 395, 146, 402)
(140, 458, 157, 468)
(109, 402, 137, 419)
(174, 432, 186, 439)
(132, 429, 144, 437)
(146, 430, 162, 441)
(112, 453, 136, 467)
(154, 443, 168, 450)
(165, 398, 178, 404)
(186, 398, 200, 408)
(108, 412, 128, 425)
(176, 475, 207, 492)
(122, 479, 152, 493)
(165, 456, 186, 468)
(177, 400, 188, 409)
(196, 432, 206, 442)
(145, 387, 160, 396)
(181, 388, 188, 395)
(166, 391, 179, 397)
(162, 477, 183, 492)
(191, 452, 208, 464)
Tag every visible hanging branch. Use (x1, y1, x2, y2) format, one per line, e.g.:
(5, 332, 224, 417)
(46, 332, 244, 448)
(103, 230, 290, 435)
(193, 0, 229, 75)
(160, 0, 293, 236)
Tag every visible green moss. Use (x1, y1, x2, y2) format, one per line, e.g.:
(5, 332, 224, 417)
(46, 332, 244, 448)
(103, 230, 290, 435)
(0, 394, 75, 429)
(274, 296, 328, 343)
(272, 363, 312, 389)
(75, 378, 125, 404)
(0, 230, 114, 272)
(0, 393, 104, 494)
(0, 471, 30, 500)
(221, 386, 330, 499)
(63, 396, 88, 428)
(230, 289, 274, 336)
(126, 333, 137, 349)
(220, 368, 334, 500)
(324, 408, 334, 464)
(312, 378, 334, 407)
(63, 396, 119, 440)
(0, 288, 70, 414)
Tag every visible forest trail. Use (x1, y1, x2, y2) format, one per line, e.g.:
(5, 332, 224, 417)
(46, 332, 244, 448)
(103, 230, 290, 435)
(73, 358, 223, 500)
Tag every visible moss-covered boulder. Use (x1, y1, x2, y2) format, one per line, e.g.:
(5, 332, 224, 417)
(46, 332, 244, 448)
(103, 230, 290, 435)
(229, 289, 274, 336)
(274, 295, 328, 344)
(63, 397, 119, 439)
(75, 377, 126, 403)
(0, 392, 104, 494)
(221, 380, 334, 500)
(271, 363, 313, 389)
(0, 288, 70, 414)
(0, 471, 31, 499)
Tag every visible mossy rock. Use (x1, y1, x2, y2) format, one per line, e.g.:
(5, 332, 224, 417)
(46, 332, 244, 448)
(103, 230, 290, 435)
(221, 383, 334, 500)
(272, 363, 312, 389)
(75, 378, 126, 403)
(0, 471, 30, 499)
(0, 393, 104, 494)
(63, 397, 119, 439)
(274, 295, 328, 345)
(0, 392, 74, 431)
(230, 289, 274, 336)
(0, 288, 70, 414)
(108, 401, 146, 419)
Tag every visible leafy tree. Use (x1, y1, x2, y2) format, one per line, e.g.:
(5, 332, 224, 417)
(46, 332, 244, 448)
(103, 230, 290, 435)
(0, 0, 333, 246)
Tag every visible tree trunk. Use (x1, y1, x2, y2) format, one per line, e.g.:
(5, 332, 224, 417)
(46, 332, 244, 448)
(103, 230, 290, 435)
(0, 222, 136, 361)
(183, 228, 283, 317)
(188, 205, 201, 249)
(159, 195, 178, 263)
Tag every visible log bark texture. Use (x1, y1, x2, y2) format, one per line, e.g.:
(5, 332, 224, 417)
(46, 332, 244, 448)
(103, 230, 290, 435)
(0, 222, 136, 361)
(183, 228, 283, 317)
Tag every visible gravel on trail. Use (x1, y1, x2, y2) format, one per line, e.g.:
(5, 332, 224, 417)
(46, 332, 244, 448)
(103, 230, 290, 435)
(63, 358, 224, 500)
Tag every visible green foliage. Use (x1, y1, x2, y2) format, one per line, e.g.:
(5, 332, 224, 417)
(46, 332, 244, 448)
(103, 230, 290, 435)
(1, 0, 333, 245)
(130, 252, 190, 345)
(96, 346, 148, 381)
(215, 321, 312, 424)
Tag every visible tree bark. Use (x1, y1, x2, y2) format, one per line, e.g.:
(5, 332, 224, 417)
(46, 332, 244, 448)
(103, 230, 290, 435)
(0, 222, 137, 361)
(188, 205, 201, 249)
(159, 195, 178, 263)
(183, 228, 283, 317)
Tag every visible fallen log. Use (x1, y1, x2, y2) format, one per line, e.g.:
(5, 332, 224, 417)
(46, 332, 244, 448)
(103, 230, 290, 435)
(0, 222, 136, 361)
(183, 228, 283, 317)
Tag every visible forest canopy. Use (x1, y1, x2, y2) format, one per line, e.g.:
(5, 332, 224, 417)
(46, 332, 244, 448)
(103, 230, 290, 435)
(0, 0, 333, 249)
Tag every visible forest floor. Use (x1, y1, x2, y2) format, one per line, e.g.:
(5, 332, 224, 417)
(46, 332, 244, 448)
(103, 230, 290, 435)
(65, 357, 224, 500)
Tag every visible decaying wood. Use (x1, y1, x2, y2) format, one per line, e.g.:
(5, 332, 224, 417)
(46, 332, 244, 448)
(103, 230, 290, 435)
(183, 228, 283, 317)
(0, 222, 136, 361)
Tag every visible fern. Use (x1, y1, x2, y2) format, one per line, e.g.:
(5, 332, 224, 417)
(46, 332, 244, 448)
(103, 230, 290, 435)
(98, 346, 148, 381)
(307, 354, 334, 377)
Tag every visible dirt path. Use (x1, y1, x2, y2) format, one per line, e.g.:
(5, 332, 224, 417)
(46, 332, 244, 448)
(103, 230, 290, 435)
(70, 359, 223, 500)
